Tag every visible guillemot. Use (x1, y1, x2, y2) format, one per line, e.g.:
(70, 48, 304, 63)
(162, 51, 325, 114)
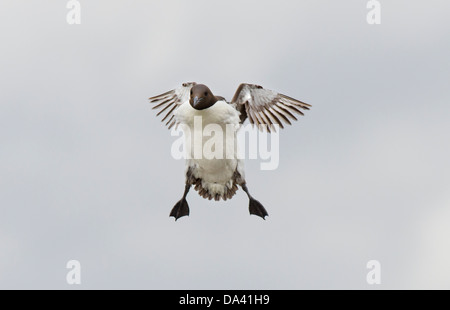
(150, 82, 310, 220)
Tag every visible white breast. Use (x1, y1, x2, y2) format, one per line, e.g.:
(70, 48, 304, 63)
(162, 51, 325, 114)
(174, 101, 245, 199)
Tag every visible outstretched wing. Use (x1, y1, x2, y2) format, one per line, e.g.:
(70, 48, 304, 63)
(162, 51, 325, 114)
(149, 82, 196, 129)
(231, 83, 311, 131)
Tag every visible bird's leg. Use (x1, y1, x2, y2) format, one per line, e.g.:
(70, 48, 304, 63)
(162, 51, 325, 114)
(170, 184, 191, 221)
(241, 183, 268, 219)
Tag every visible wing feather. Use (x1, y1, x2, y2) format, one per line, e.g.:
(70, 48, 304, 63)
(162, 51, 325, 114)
(265, 108, 284, 129)
(149, 82, 196, 129)
(231, 83, 310, 131)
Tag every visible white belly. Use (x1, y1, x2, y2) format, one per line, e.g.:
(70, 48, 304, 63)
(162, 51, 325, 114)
(175, 101, 245, 199)
(188, 130, 239, 182)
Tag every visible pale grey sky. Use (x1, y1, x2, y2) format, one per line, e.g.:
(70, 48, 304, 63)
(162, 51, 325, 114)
(0, 0, 449, 289)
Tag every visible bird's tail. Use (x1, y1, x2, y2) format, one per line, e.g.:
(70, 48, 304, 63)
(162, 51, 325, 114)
(192, 178, 238, 201)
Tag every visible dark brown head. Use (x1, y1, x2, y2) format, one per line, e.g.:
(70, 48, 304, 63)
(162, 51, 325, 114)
(189, 84, 218, 110)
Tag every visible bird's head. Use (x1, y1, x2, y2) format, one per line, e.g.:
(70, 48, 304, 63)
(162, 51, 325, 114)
(189, 84, 217, 110)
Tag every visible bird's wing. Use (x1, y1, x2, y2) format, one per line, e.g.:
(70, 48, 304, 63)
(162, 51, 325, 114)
(149, 82, 196, 129)
(231, 83, 311, 131)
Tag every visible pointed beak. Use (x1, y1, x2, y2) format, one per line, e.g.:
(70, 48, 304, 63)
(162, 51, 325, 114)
(193, 96, 202, 107)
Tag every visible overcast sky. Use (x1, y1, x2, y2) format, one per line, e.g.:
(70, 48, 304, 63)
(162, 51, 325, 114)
(0, 0, 449, 289)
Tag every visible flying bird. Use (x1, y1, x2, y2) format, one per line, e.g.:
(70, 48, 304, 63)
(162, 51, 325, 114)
(149, 82, 311, 220)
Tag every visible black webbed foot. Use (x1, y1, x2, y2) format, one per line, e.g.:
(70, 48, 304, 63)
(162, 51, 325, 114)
(241, 183, 269, 220)
(169, 198, 190, 221)
(170, 184, 191, 221)
(249, 197, 269, 219)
